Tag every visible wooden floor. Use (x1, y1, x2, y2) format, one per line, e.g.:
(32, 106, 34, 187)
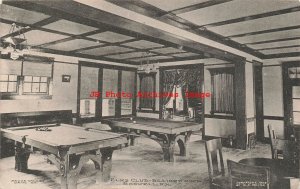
(0, 135, 271, 189)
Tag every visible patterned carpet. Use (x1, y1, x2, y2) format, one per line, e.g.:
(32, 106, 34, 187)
(0, 135, 271, 189)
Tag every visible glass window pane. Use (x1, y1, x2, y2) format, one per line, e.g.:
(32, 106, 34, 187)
(32, 83, 40, 92)
(9, 75, 17, 81)
(289, 68, 297, 79)
(0, 75, 9, 81)
(102, 99, 115, 116)
(40, 77, 47, 82)
(102, 69, 118, 98)
(40, 83, 47, 93)
(293, 99, 300, 112)
(79, 99, 96, 117)
(8, 82, 17, 92)
(23, 83, 32, 92)
(121, 98, 132, 115)
(293, 86, 300, 99)
(294, 112, 300, 125)
(24, 76, 32, 82)
(0, 82, 8, 92)
(33, 76, 40, 82)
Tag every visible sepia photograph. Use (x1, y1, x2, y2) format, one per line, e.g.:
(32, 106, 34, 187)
(0, 0, 300, 189)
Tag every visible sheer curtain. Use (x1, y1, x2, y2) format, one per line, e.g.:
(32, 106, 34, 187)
(140, 75, 155, 109)
(211, 70, 234, 114)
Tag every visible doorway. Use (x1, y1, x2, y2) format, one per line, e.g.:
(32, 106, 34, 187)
(283, 61, 300, 139)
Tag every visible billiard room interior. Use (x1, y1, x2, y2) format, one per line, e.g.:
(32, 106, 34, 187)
(0, 0, 300, 189)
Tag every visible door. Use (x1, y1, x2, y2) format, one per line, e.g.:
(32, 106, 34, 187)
(291, 85, 300, 126)
(78, 65, 100, 121)
(283, 62, 300, 139)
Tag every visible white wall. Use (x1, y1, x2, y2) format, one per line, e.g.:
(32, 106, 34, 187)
(245, 63, 255, 142)
(262, 65, 284, 138)
(0, 62, 78, 113)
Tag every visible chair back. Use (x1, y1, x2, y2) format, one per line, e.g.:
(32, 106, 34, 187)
(268, 125, 296, 162)
(205, 138, 225, 181)
(227, 160, 271, 189)
(267, 125, 276, 159)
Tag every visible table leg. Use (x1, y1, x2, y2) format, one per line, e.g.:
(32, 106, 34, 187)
(129, 135, 136, 146)
(157, 134, 176, 162)
(161, 142, 175, 162)
(175, 132, 192, 157)
(50, 152, 102, 189)
(125, 135, 136, 146)
(14, 141, 30, 172)
(99, 148, 113, 182)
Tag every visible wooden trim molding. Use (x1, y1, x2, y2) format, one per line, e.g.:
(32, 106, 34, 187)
(263, 116, 284, 121)
(246, 117, 255, 123)
(204, 114, 235, 120)
(137, 110, 160, 114)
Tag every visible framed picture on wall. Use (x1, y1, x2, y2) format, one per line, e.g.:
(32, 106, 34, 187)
(62, 75, 71, 82)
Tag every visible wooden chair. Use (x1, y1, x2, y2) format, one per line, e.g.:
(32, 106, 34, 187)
(267, 125, 296, 163)
(268, 124, 281, 159)
(205, 138, 229, 189)
(227, 160, 271, 189)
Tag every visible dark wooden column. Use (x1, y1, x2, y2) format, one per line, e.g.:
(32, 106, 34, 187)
(132, 71, 137, 117)
(96, 68, 103, 121)
(253, 62, 264, 142)
(115, 70, 122, 118)
(235, 61, 247, 150)
(159, 69, 164, 119)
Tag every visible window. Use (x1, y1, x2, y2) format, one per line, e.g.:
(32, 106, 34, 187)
(0, 74, 18, 93)
(23, 76, 49, 94)
(0, 56, 53, 99)
(138, 73, 156, 111)
(102, 69, 118, 117)
(209, 68, 235, 115)
(121, 71, 135, 115)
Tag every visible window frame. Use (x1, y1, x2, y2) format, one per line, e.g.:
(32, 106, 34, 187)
(22, 75, 50, 95)
(0, 74, 19, 94)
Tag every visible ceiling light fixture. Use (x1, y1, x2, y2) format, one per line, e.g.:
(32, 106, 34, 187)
(137, 51, 158, 74)
(1, 23, 29, 60)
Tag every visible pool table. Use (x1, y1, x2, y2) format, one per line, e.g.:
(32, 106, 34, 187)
(104, 117, 202, 162)
(1, 123, 128, 189)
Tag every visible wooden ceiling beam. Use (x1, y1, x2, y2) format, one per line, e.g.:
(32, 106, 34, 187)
(245, 36, 300, 45)
(3, 0, 247, 62)
(165, 0, 233, 15)
(199, 6, 300, 28)
(256, 45, 300, 51)
(263, 52, 300, 59)
(228, 25, 300, 38)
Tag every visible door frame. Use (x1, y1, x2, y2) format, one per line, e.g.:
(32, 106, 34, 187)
(77, 61, 137, 124)
(282, 61, 300, 139)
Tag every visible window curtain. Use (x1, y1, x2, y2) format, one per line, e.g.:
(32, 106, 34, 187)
(211, 70, 234, 114)
(0, 59, 22, 75)
(23, 55, 53, 77)
(140, 75, 154, 108)
(162, 69, 202, 108)
(162, 70, 177, 105)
